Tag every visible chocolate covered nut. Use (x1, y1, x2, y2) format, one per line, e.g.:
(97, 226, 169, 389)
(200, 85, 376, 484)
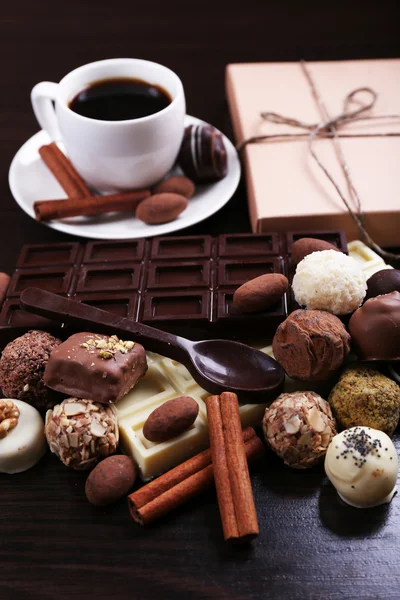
(85, 455, 137, 506)
(0, 272, 10, 307)
(365, 269, 400, 301)
(233, 273, 288, 313)
(178, 124, 227, 183)
(272, 310, 350, 381)
(44, 332, 147, 404)
(153, 176, 195, 199)
(143, 396, 199, 442)
(136, 193, 188, 225)
(349, 291, 400, 361)
(291, 238, 340, 266)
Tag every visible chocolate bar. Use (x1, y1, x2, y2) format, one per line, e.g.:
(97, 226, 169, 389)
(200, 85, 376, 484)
(0, 231, 348, 346)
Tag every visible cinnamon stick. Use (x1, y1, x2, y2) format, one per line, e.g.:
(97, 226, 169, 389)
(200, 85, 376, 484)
(39, 143, 93, 199)
(128, 427, 264, 526)
(34, 190, 151, 222)
(206, 392, 259, 541)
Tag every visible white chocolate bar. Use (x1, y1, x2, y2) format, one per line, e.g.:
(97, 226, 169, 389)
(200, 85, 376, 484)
(348, 240, 393, 280)
(116, 351, 268, 481)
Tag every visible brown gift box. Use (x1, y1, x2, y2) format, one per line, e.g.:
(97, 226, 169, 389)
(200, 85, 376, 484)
(226, 59, 400, 245)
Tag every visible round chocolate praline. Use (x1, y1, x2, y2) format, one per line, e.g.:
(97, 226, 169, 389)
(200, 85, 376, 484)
(349, 291, 400, 361)
(365, 268, 400, 301)
(177, 124, 227, 183)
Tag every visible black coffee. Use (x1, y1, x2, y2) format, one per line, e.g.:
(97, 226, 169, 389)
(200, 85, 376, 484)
(69, 77, 172, 121)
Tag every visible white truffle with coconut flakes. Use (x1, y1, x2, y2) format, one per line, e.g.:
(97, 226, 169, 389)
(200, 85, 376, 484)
(292, 250, 367, 315)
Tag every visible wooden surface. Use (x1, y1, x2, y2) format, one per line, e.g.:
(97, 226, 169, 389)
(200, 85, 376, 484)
(1, 1, 400, 598)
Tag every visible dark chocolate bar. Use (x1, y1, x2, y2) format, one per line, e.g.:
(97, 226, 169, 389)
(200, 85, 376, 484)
(0, 231, 348, 345)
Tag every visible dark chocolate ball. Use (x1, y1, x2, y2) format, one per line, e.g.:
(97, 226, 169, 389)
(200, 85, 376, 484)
(365, 268, 400, 301)
(177, 124, 227, 183)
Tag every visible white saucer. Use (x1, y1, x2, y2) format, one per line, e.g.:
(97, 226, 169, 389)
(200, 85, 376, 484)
(9, 115, 241, 240)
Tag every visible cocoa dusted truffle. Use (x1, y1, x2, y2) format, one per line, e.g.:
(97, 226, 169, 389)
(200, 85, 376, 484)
(328, 364, 400, 436)
(263, 391, 337, 469)
(0, 330, 62, 411)
(177, 124, 227, 183)
(44, 332, 147, 404)
(349, 291, 400, 361)
(272, 310, 351, 381)
(45, 398, 119, 470)
(365, 269, 400, 301)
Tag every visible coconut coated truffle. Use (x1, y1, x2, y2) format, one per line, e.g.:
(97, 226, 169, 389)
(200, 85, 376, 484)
(262, 391, 337, 469)
(328, 364, 400, 436)
(0, 330, 62, 411)
(292, 250, 367, 315)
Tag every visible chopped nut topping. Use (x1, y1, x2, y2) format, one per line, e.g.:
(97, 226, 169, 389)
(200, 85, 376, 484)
(23, 384, 30, 392)
(0, 399, 20, 439)
(80, 335, 135, 359)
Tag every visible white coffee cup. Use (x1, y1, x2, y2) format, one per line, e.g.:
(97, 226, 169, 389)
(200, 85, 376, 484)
(31, 58, 186, 191)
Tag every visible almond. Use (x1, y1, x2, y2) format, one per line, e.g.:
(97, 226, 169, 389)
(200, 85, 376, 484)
(153, 176, 195, 199)
(143, 396, 199, 442)
(136, 193, 188, 225)
(85, 455, 137, 506)
(233, 273, 288, 313)
(291, 237, 340, 266)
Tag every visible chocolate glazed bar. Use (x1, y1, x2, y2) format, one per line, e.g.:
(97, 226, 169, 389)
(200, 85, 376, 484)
(0, 231, 347, 347)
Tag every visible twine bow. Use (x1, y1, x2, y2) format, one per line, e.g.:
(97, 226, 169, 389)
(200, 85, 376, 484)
(238, 61, 400, 262)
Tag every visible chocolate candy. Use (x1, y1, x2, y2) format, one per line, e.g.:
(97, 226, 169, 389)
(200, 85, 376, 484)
(365, 268, 400, 300)
(349, 291, 400, 361)
(0, 231, 348, 346)
(44, 332, 147, 404)
(178, 125, 227, 183)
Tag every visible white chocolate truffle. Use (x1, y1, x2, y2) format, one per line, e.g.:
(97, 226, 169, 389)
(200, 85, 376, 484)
(325, 426, 398, 508)
(0, 399, 46, 474)
(293, 250, 367, 315)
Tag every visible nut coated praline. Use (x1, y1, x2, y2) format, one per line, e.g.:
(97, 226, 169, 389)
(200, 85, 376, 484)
(263, 391, 337, 469)
(328, 364, 400, 436)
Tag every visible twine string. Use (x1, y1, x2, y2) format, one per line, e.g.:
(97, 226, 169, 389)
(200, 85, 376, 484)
(238, 60, 400, 261)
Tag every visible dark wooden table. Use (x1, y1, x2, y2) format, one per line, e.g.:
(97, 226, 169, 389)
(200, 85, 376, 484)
(1, 2, 400, 599)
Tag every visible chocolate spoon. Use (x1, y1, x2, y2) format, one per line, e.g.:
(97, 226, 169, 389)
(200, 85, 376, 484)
(20, 287, 284, 402)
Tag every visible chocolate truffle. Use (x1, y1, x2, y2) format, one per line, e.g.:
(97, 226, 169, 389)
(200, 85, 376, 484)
(0, 399, 46, 474)
(45, 398, 119, 470)
(349, 291, 400, 361)
(325, 427, 398, 508)
(365, 268, 400, 301)
(272, 310, 351, 381)
(177, 124, 227, 183)
(44, 332, 147, 404)
(263, 391, 337, 469)
(328, 364, 400, 436)
(0, 330, 62, 411)
(292, 250, 367, 315)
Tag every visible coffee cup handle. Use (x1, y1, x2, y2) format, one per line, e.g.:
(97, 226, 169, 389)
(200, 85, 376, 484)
(31, 82, 62, 141)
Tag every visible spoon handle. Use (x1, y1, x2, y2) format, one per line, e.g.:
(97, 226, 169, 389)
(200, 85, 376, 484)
(19, 287, 191, 363)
